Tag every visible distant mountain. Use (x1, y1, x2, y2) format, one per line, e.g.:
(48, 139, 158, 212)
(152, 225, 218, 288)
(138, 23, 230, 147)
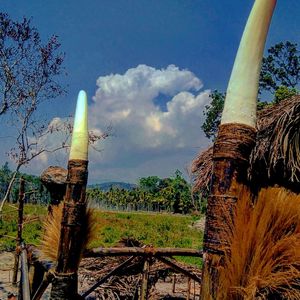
(88, 182, 137, 191)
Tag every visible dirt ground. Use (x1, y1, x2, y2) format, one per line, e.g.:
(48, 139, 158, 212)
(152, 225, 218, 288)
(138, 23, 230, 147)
(0, 252, 201, 299)
(0, 252, 18, 300)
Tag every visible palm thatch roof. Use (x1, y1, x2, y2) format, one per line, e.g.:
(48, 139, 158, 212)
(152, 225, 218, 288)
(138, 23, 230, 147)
(192, 95, 300, 194)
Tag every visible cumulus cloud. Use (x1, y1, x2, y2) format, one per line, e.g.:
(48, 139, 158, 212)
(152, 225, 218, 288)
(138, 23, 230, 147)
(26, 64, 211, 182)
(88, 64, 211, 182)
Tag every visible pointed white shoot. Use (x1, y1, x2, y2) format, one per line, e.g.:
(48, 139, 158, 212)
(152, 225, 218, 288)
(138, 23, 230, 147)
(69, 90, 89, 161)
(221, 0, 277, 127)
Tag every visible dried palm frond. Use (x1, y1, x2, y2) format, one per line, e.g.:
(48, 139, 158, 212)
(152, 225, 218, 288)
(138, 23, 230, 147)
(192, 96, 300, 193)
(191, 147, 213, 194)
(40, 202, 98, 263)
(218, 186, 300, 300)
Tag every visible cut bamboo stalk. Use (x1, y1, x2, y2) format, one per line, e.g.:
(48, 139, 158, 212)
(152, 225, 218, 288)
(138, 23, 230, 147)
(50, 91, 89, 300)
(200, 0, 276, 299)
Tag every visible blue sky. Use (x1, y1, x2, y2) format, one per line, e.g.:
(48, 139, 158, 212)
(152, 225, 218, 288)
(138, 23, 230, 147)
(1, 0, 300, 183)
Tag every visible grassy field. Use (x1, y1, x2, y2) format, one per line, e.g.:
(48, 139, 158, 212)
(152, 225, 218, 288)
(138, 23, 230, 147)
(0, 204, 203, 266)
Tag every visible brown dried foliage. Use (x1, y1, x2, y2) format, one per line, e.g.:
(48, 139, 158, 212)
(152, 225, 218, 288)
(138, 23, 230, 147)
(191, 147, 213, 193)
(216, 186, 300, 300)
(192, 95, 300, 192)
(40, 202, 98, 262)
(253, 96, 300, 182)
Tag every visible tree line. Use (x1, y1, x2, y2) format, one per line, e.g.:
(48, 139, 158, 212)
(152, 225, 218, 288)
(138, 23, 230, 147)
(0, 163, 205, 214)
(87, 170, 205, 214)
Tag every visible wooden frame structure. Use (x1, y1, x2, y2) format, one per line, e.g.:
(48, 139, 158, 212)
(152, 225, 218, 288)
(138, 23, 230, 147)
(12, 179, 203, 300)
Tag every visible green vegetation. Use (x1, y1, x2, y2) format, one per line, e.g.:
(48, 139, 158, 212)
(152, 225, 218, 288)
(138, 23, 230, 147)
(88, 170, 205, 214)
(0, 164, 204, 214)
(0, 204, 203, 266)
(0, 204, 46, 251)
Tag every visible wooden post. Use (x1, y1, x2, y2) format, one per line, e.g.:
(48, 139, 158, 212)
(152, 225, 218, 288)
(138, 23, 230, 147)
(187, 277, 191, 300)
(140, 258, 150, 300)
(13, 177, 25, 285)
(200, 124, 256, 298)
(50, 160, 88, 300)
(172, 274, 176, 293)
(20, 246, 31, 300)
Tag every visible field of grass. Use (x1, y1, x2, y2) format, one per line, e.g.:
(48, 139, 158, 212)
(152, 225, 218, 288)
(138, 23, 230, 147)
(0, 204, 203, 266)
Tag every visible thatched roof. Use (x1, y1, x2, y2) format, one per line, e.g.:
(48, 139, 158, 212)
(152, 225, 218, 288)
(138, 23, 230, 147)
(192, 95, 300, 194)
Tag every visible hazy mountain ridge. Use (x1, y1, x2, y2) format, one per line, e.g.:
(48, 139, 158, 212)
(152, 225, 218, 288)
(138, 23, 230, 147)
(88, 182, 137, 191)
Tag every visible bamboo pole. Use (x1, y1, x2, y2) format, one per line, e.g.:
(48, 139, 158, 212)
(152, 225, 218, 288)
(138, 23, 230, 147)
(200, 1, 276, 299)
(50, 91, 89, 300)
(20, 246, 31, 300)
(85, 247, 203, 257)
(13, 177, 25, 285)
(140, 258, 150, 300)
(187, 277, 191, 300)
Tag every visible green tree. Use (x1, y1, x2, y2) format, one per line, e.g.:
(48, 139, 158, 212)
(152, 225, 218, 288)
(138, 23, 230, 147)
(139, 176, 161, 195)
(201, 90, 225, 140)
(259, 41, 300, 93)
(273, 85, 298, 104)
(0, 163, 12, 200)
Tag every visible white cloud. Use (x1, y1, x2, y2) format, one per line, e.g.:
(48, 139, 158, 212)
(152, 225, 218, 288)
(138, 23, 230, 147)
(25, 64, 211, 183)
(88, 64, 210, 182)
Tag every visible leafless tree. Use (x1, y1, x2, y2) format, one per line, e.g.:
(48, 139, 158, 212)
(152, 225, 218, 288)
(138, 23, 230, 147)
(0, 13, 67, 210)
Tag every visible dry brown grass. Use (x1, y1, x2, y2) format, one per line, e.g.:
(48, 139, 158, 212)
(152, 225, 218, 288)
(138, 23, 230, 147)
(40, 202, 97, 263)
(217, 187, 300, 300)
